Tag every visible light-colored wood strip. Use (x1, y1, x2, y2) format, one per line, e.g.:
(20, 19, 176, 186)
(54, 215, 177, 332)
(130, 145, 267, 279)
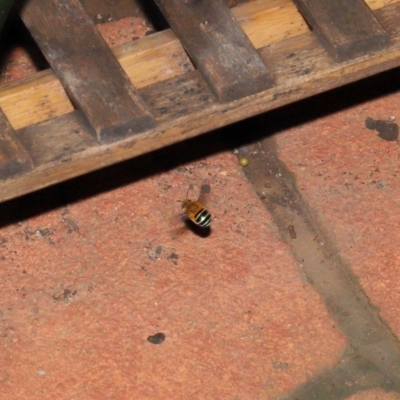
(0, 0, 396, 131)
(234, 0, 309, 48)
(0, 70, 75, 130)
(114, 30, 194, 89)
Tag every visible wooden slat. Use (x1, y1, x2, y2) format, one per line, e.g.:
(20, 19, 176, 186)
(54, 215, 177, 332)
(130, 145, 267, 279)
(153, 0, 274, 102)
(0, 107, 33, 179)
(292, 0, 390, 61)
(20, 0, 155, 143)
(0, 0, 400, 201)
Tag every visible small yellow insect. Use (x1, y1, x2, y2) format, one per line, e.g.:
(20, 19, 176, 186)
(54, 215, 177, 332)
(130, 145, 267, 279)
(178, 186, 212, 228)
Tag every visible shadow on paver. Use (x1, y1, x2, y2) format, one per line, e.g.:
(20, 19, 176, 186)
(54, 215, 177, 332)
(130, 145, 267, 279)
(281, 347, 397, 399)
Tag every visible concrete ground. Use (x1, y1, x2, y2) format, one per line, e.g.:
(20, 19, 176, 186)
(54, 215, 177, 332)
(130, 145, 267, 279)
(0, 2, 400, 399)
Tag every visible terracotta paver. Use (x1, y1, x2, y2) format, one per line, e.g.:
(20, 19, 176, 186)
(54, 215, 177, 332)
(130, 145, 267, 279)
(0, 153, 345, 399)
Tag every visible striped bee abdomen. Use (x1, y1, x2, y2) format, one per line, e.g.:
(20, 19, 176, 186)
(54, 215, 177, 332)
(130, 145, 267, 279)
(194, 208, 212, 228)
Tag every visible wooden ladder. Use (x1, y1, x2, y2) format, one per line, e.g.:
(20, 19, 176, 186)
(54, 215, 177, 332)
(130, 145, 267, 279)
(0, 0, 398, 202)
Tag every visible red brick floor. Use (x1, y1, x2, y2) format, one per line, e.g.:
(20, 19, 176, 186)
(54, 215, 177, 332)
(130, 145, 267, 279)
(0, 6, 400, 400)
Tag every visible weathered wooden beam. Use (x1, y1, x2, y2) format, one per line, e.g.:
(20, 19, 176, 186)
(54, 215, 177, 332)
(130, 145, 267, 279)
(0, 0, 399, 202)
(292, 0, 389, 61)
(20, 0, 155, 143)
(0, 107, 33, 179)
(153, 0, 274, 102)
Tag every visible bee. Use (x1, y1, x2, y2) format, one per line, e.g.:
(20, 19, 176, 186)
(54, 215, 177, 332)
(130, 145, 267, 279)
(178, 186, 212, 228)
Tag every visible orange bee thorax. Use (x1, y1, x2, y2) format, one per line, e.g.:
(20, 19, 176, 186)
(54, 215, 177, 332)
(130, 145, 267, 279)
(180, 199, 212, 228)
(184, 200, 199, 212)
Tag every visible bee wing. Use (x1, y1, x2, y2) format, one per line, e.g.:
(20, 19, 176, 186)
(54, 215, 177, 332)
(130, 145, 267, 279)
(168, 204, 190, 239)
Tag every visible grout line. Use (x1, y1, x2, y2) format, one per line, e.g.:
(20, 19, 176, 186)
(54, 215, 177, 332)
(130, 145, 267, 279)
(240, 136, 400, 396)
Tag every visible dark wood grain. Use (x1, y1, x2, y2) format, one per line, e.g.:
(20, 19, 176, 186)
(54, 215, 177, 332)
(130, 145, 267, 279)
(18, 111, 98, 166)
(0, 107, 33, 180)
(292, 0, 389, 61)
(20, 0, 155, 143)
(153, 0, 274, 102)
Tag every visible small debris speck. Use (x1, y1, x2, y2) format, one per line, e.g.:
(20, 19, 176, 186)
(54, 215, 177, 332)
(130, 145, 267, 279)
(288, 225, 297, 239)
(201, 184, 211, 194)
(365, 117, 399, 141)
(147, 332, 166, 344)
(375, 120, 399, 141)
(239, 157, 249, 167)
(155, 246, 163, 254)
(365, 117, 376, 130)
(35, 228, 52, 237)
(52, 289, 71, 302)
(63, 217, 80, 234)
